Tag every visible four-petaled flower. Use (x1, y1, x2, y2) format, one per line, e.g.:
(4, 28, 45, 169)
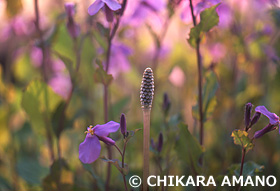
(79, 121, 119, 163)
(88, 0, 122, 22)
(253, 106, 280, 139)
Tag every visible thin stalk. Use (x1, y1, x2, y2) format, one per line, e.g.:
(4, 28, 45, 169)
(103, 1, 128, 189)
(237, 148, 246, 191)
(113, 144, 128, 191)
(34, 0, 55, 162)
(143, 108, 151, 191)
(57, 37, 83, 159)
(189, 0, 204, 156)
(34, 0, 47, 81)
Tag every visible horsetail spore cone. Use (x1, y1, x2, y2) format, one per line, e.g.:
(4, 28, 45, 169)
(141, 67, 154, 191)
(140, 67, 154, 109)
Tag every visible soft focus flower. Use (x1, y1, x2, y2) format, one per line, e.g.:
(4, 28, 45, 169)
(168, 66, 185, 87)
(124, 0, 165, 27)
(208, 43, 226, 62)
(180, 0, 220, 23)
(30, 46, 43, 67)
(48, 73, 72, 99)
(65, 2, 80, 38)
(88, 0, 121, 22)
(216, 3, 232, 28)
(253, 106, 280, 139)
(79, 121, 120, 163)
(106, 43, 132, 77)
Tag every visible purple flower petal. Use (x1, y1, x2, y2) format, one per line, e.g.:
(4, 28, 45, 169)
(98, 136, 115, 145)
(255, 106, 279, 125)
(94, 121, 120, 136)
(79, 135, 101, 163)
(102, 0, 121, 11)
(88, 0, 105, 16)
(254, 123, 277, 139)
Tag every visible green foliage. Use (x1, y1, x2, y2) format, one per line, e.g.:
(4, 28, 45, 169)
(82, 164, 105, 191)
(110, 96, 131, 120)
(21, 80, 62, 134)
(192, 71, 218, 122)
(17, 156, 48, 185)
(271, 8, 280, 28)
(226, 161, 264, 177)
(175, 123, 204, 173)
(188, 4, 220, 47)
(231, 130, 254, 152)
(101, 156, 129, 175)
(93, 60, 113, 86)
(125, 128, 142, 142)
(42, 159, 73, 191)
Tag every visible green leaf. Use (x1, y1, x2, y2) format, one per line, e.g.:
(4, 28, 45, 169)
(192, 71, 219, 122)
(42, 159, 73, 191)
(51, 101, 66, 138)
(175, 123, 204, 173)
(125, 128, 142, 142)
(17, 156, 48, 185)
(110, 96, 131, 120)
(21, 80, 62, 134)
(97, 22, 110, 38)
(101, 156, 129, 175)
(53, 52, 74, 79)
(82, 164, 105, 191)
(271, 8, 280, 28)
(188, 4, 220, 47)
(93, 60, 113, 86)
(0, 176, 12, 190)
(231, 130, 254, 152)
(227, 161, 264, 177)
(92, 30, 108, 50)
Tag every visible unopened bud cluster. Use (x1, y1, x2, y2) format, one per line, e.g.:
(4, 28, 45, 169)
(140, 67, 154, 109)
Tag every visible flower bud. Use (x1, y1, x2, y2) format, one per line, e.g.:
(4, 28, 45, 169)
(98, 136, 115, 145)
(157, 132, 163, 153)
(254, 123, 276, 139)
(140, 67, 154, 109)
(244, 103, 252, 128)
(64, 2, 80, 39)
(120, 113, 127, 138)
(250, 112, 261, 127)
(162, 93, 171, 115)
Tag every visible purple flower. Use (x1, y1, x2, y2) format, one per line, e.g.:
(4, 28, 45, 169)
(48, 73, 72, 99)
(123, 0, 165, 27)
(106, 43, 132, 77)
(253, 106, 280, 139)
(88, 0, 121, 22)
(65, 3, 80, 38)
(79, 121, 120, 164)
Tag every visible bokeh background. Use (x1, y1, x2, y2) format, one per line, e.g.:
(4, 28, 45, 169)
(1, 0, 280, 190)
